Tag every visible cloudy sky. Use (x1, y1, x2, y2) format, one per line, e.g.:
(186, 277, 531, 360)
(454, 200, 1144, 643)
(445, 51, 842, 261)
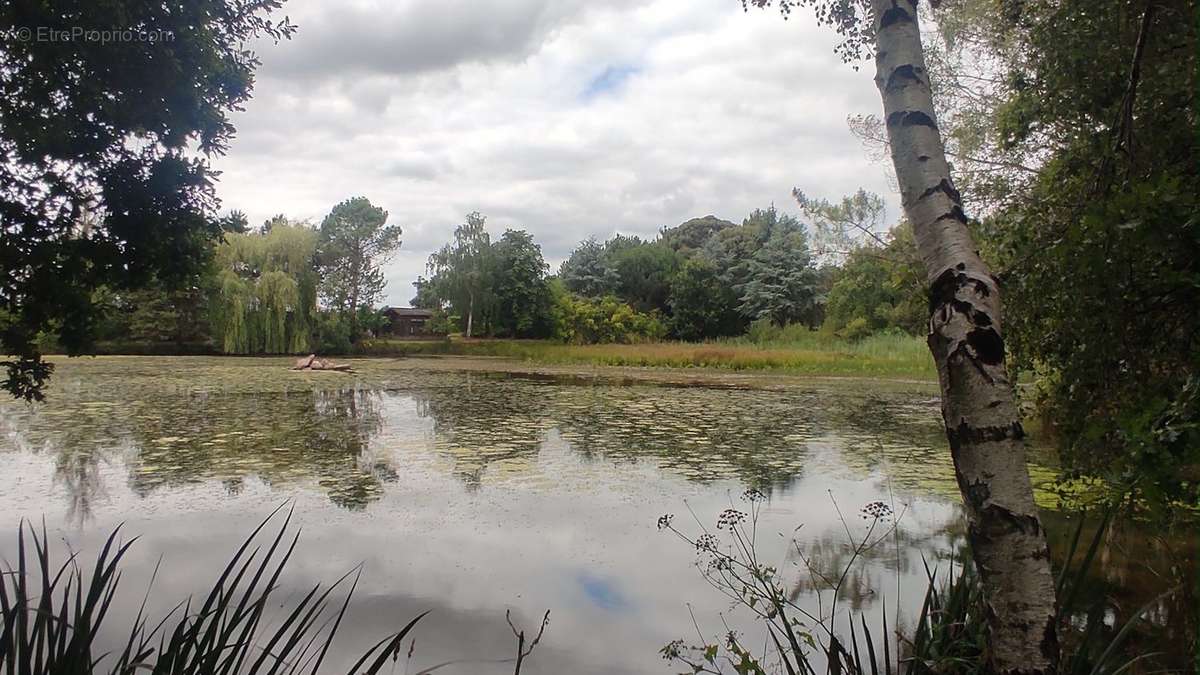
(212, 0, 897, 306)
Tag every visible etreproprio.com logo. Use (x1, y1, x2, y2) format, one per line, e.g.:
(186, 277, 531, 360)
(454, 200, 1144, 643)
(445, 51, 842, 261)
(2, 26, 175, 44)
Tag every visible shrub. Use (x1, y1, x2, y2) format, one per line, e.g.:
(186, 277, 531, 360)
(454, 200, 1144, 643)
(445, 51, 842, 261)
(745, 317, 781, 344)
(313, 312, 352, 354)
(551, 292, 665, 345)
(837, 316, 874, 342)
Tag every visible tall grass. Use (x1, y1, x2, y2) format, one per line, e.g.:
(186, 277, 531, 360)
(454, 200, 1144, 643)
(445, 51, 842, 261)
(0, 508, 425, 675)
(81, 326, 934, 379)
(358, 331, 935, 379)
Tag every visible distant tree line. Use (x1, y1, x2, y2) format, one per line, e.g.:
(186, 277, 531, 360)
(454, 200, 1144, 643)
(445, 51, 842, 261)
(411, 195, 925, 345)
(46, 189, 924, 356)
(76, 197, 402, 356)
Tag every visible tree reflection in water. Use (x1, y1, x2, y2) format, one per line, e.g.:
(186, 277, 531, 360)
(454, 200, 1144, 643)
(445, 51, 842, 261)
(3, 387, 398, 516)
(402, 375, 974, 499)
(0, 359, 1191, 670)
(2, 364, 964, 512)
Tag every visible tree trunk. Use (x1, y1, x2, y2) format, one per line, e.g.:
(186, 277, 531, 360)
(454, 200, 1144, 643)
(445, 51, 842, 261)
(466, 291, 474, 338)
(349, 254, 362, 340)
(870, 1, 1058, 672)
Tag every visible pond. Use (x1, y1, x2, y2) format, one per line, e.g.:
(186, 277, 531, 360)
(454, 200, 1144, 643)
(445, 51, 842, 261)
(0, 356, 1190, 673)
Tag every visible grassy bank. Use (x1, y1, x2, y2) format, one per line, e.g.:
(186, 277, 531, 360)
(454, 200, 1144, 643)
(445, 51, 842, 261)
(360, 331, 935, 379)
(79, 332, 935, 378)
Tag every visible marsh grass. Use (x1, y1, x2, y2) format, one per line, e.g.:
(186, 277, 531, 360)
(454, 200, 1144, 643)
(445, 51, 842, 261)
(85, 327, 934, 379)
(358, 332, 934, 379)
(0, 507, 426, 675)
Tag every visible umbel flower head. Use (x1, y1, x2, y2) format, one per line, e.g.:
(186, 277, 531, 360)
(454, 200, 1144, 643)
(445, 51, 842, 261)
(860, 500, 894, 520)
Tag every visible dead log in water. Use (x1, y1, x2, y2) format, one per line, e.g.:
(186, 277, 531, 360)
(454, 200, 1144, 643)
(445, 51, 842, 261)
(291, 354, 353, 372)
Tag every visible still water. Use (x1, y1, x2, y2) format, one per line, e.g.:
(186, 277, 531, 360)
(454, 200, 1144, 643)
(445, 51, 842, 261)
(0, 356, 1180, 673)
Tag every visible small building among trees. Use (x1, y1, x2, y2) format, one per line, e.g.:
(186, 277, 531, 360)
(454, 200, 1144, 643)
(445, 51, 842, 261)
(379, 307, 443, 338)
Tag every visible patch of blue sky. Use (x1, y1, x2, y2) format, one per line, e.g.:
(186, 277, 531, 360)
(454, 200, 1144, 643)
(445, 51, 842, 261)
(577, 573, 630, 611)
(581, 64, 640, 101)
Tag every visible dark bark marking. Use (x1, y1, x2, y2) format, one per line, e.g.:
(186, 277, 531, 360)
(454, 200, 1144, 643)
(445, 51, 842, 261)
(918, 177, 962, 203)
(962, 478, 991, 510)
(880, 6, 914, 29)
(928, 269, 956, 313)
(946, 299, 992, 327)
(967, 326, 1005, 364)
(930, 268, 992, 310)
(1039, 613, 1060, 669)
(946, 419, 1025, 448)
(980, 503, 1044, 539)
(929, 268, 972, 308)
(886, 110, 937, 129)
(951, 339, 996, 383)
(933, 205, 968, 226)
(929, 269, 1008, 381)
(948, 440, 990, 508)
(885, 64, 924, 92)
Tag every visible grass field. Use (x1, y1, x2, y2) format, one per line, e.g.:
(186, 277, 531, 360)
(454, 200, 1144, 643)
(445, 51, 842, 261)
(85, 328, 936, 379)
(358, 331, 936, 379)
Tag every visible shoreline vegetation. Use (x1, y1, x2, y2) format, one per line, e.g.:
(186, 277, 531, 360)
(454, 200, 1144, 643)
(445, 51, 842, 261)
(0, 510, 554, 675)
(64, 331, 936, 380)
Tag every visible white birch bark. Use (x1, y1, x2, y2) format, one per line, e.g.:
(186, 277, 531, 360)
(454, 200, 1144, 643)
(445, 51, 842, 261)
(870, 1, 1058, 671)
(466, 292, 474, 338)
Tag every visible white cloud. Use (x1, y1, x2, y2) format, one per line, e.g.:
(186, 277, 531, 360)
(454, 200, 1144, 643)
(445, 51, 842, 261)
(212, 0, 898, 306)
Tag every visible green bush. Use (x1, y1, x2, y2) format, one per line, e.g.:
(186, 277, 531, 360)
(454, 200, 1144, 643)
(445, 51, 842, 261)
(745, 317, 781, 344)
(427, 308, 457, 336)
(822, 222, 925, 338)
(550, 291, 666, 345)
(837, 316, 873, 342)
(352, 339, 450, 357)
(313, 312, 352, 354)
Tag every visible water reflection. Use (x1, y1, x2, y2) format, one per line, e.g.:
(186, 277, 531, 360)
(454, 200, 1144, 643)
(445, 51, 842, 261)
(405, 375, 962, 494)
(0, 357, 1191, 673)
(53, 446, 109, 524)
(2, 362, 967, 513)
(409, 376, 553, 488)
(1043, 512, 1197, 670)
(4, 386, 399, 515)
(129, 388, 397, 509)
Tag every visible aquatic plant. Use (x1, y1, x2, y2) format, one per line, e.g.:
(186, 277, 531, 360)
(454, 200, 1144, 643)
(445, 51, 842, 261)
(0, 507, 548, 675)
(0, 508, 423, 675)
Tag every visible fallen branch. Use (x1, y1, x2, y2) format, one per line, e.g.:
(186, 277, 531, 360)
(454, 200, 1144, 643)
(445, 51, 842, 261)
(291, 354, 353, 372)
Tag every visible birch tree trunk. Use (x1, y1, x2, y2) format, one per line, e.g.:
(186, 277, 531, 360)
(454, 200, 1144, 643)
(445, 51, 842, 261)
(349, 258, 361, 339)
(869, 1, 1058, 671)
(466, 291, 474, 338)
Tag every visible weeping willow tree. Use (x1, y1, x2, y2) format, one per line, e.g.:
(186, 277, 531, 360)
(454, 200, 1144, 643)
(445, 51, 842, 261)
(211, 222, 318, 354)
(216, 272, 252, 354)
